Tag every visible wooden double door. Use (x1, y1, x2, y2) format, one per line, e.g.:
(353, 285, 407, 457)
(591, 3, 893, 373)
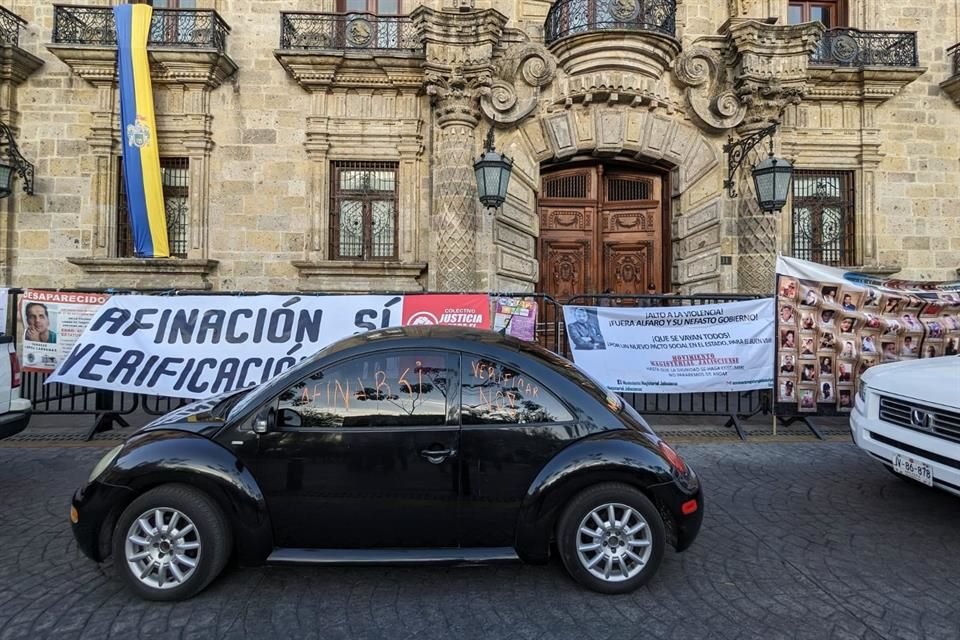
(537, 164, 667, 300)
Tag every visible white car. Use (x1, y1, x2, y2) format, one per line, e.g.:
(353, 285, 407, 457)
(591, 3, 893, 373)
(0, 335, 30, 440)
(851, 355, 960, 497)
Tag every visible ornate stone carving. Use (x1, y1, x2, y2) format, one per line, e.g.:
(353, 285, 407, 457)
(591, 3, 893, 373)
(480, 43, 557, 126)
(413, 6, 509, 290)
(736, 191, 779, 293)
(425, 68, 491, 128)
(674, 46, 746, 133)
(724, 20, 825, 132)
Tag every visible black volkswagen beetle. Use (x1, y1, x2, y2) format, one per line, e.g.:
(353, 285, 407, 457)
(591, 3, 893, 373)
(70, 326, 703, 601)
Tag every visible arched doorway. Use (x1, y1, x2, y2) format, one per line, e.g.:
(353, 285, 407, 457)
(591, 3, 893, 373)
(537, 161, 670, 300)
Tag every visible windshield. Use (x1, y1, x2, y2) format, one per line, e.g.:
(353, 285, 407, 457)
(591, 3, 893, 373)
(226, 344, 335, 420)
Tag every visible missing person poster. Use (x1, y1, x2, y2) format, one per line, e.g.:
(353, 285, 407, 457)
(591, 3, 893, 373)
(563, 299, 775, 393)
(775, 256, 960, 414)
(20, 290, 111, 372)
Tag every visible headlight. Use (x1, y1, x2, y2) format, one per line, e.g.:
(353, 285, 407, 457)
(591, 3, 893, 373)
(858, 379, 868, 403)
(87, 444, 124, 484)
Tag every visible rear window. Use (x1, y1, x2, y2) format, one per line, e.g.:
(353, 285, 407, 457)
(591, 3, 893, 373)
(516, 341, 623, 412)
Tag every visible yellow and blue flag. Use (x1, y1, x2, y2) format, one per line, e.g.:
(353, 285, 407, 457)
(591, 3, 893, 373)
(114, 4, 170, 258)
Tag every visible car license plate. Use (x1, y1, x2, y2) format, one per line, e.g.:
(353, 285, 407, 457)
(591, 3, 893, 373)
(893, 454, 933, 486)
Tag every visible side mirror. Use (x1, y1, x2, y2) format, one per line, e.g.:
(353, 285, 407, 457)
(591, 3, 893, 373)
(278, 408, 302, 429)
(253, 407, 275, 434)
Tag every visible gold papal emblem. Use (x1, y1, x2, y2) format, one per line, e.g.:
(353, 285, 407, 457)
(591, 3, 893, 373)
(347, 18, 372, 47)
(126, 116, 151, 149)
(612, 0, 639, 21)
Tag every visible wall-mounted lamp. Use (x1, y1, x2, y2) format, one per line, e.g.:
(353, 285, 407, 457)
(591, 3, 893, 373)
(473, 127, 513, 211)
(723, 121, 793, 213)
(0, 119, 34, 198)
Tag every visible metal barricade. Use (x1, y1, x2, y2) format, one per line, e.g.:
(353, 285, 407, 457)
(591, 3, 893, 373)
(6, 288, 774, 441)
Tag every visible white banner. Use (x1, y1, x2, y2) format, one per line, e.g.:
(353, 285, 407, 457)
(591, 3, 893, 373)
(48, 294, 405, 398)
(563, 299, 775, 393)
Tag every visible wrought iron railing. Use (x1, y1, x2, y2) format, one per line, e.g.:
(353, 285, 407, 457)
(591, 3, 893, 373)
(544, 0, 676, 45)
(52, 5, 230, 52)
(280, 12, 421, 51)
(0, 6, 25, 47)
(810, 28, 918, 67)
(949, 43, 960, 77)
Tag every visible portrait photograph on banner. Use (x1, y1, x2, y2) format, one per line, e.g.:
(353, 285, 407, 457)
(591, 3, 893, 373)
(774, 256, 960, 415)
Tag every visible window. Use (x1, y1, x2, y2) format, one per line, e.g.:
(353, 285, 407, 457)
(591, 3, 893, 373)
(337, 0, 401, 14)
(791, 170, 856, 266)
(330, 161, 398, 260)
(461, 357, 574, 425)
(787, 1, 846, 28)
(277, 352, 453, 428)
(117, 157, 190, 258)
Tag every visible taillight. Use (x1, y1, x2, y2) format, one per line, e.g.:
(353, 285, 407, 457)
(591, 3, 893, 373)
(9, 351, 21, 388)
(659, 440, 688, 475)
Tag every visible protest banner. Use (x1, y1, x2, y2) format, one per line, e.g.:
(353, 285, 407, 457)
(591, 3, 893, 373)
(20, 290, 111, 372)
(775, 256, 960, 414)
(492, 296, 538, 341)
(401, 294, 490, 328)
(48, 294, 406, 398)
(47, 293, 500, 399)
(563, 299, 775, 393)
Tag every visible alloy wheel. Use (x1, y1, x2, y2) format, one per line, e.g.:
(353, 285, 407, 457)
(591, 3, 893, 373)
(575, 502, 653, 582)
(124, 507, 202, 590)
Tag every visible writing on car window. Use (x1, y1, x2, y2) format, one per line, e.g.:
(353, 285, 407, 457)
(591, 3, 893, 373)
(278, 352, 451, 428)
(461, 358, 573, 425)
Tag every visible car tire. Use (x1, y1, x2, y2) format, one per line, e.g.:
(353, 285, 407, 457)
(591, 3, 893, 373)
(556, 482, 665, 595)
(111, 484, 233, 601)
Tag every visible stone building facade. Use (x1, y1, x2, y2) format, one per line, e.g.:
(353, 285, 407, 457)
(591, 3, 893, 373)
(0, 0, 958, 296)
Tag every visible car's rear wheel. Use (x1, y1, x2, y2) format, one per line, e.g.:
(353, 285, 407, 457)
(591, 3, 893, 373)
(112, 484, 232, 601)
(557, 483, 665, 594)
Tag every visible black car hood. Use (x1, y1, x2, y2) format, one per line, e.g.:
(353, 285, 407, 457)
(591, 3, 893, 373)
(138, 389, 250, 437)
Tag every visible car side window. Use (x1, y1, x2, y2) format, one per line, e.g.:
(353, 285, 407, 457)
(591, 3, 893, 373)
(460, 356, 574, 425)
(276, 351, 453, 429)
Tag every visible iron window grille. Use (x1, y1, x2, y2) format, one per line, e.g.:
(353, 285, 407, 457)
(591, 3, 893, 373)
(791, 169, 856, 267)
(330, 161, 399, 261)
(117, 157, 190, 258)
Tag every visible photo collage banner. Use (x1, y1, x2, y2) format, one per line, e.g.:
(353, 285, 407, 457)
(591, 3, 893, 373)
(775, 256, 960, 413)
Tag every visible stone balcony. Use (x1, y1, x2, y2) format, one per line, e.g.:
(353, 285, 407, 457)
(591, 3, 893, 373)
(275, 12, 424, 92)
(0, 5, 43, 93)
(942, 43, 960, 106)
(47, 5, 237, 88)
(543, 0, 679, 81)
(805, 28, 925, 105)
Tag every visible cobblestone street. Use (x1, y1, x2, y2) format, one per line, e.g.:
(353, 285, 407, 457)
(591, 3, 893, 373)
(1, 440, 958, 640)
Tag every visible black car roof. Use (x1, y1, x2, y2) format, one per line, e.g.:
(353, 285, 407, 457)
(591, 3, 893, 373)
(323, 325, 532, 355)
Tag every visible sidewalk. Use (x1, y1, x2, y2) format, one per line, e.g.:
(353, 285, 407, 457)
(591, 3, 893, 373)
(4, 407, 853, 444)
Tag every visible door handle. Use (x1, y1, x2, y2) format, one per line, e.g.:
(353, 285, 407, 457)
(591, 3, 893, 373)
(419, 447, 455, 464)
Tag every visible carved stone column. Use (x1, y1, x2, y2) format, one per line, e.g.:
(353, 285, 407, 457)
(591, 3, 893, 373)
(413, 6, 507, 292)
(722, 20, 823, 292)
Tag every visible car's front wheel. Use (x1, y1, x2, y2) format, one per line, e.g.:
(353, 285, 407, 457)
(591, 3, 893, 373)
(112, 484, 232, 601)
(557, 483, 665, 594)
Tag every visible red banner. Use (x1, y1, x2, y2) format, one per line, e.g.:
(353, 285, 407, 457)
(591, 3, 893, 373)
(401, 294, 491, 329)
